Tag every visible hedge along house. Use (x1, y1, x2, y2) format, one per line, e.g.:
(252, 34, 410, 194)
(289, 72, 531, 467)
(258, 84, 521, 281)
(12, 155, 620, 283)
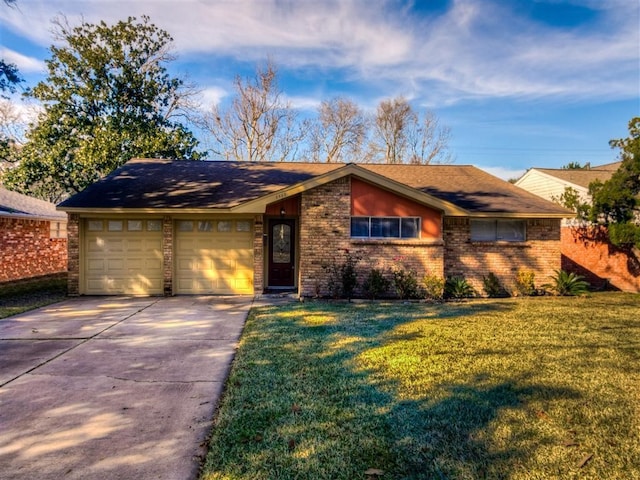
(57, 158, 570, 297)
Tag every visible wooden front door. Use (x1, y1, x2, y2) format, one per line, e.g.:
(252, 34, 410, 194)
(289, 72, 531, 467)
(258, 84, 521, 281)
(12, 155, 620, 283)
(268, 219, 295, 287)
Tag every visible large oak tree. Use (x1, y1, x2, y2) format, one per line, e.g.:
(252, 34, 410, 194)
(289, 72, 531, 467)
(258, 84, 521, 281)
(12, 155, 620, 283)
(3, 16, 201, 201)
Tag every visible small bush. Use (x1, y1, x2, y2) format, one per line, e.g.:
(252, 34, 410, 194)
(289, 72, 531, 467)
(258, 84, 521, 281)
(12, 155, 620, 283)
(323, 250, 361, 300)
(340, 251, 359, 301)
(362, 269, 391, 300)
(482, 272, 509, 298)
(392, 269, 422, 300)
(515, 269, 537, 296)
(608, 223, 640, 249)
(445, 276, 475, 300)
(422, 274, 445, 301)
(543, 269, 590, 296)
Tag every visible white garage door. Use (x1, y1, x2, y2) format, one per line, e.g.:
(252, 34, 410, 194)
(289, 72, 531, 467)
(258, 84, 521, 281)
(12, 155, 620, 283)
(175, 219, 253, 294)
(84, 219, 163, 295)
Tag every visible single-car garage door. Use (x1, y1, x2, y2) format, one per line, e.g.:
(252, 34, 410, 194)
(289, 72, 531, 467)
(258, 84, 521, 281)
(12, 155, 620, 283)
(175, 219, 253, 294)
(84, 218, 163, 295)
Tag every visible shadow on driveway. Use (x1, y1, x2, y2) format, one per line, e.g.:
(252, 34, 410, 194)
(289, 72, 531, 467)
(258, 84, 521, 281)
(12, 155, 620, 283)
(0, 295, 254, 480)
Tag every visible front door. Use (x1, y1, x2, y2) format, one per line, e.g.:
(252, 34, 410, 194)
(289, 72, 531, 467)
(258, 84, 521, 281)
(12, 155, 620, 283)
(268, 219, 295, 287)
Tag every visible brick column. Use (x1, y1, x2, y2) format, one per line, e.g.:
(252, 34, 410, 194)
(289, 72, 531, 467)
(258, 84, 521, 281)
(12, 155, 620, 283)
(253, 215, 264, 294)
(67, 214, 80, 296)
(162, 216, 173, 296)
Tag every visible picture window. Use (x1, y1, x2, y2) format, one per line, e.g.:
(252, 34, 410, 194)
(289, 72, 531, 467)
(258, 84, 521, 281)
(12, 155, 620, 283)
(350, 216, 421, 239)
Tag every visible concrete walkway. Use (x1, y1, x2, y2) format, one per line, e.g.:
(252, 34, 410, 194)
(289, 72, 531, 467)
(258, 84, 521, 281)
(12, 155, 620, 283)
(0, 296, 255, 480)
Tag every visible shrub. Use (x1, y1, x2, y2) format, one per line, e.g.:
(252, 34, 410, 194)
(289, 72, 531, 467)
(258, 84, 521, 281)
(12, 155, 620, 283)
(608, 223, 640, 249)
(482, 272, 509, 298)
(445, 276, 475, 300)
(422, 273, 445, 301)
(543, 269, 590, 296)
(323, 250, 361, 300)
(392, 268, 422, 300)
(515, 269, 537, 296)
(362, 268, 391, 300)
(339, 250, 360, 301)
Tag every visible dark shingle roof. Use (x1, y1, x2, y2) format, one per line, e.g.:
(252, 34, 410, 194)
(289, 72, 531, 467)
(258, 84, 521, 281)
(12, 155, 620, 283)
(0, 187, 66, 220)
(58, 158, 569, 216)
(360, 164, 568, 215)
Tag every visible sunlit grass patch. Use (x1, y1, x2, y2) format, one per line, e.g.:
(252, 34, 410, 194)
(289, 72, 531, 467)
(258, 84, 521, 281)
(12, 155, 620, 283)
(201, 294, 640, 480)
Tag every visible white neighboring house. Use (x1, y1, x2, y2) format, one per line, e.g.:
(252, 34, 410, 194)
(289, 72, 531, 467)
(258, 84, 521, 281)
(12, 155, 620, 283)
(515, 162, 621, 206)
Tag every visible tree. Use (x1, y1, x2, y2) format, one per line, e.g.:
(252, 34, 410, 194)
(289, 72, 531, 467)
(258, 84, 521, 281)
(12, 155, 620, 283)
(590, 117, 640, 225)
(583, 117, 640, 249)
(372, 97, 415, 164)
(309, 97, 367, 162)
(201, 62, 303, 162)
(562, 161, 588, 170)
(2, 16, 200, 201)
(370, 96, 452, 164)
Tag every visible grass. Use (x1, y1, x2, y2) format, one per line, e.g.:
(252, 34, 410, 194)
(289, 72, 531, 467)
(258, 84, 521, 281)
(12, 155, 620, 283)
(0, 274, 68, 319)
(200, 293, 640, 480)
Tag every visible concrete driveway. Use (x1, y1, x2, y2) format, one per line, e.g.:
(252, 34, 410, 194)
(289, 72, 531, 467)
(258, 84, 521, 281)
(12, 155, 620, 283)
(0, 295, 255, 480)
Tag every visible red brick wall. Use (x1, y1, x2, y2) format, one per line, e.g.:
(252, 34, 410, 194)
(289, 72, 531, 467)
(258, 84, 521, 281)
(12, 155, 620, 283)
(298, 176, 444, 297)
(561, 226, 640, 292)
(0, 217, 67, 283)
(444, 218, 561, 293)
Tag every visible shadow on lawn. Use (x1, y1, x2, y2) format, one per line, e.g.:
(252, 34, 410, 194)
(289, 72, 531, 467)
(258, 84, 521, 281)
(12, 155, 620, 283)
(378, 379, 580, 479)
(210, 301, 584, 480)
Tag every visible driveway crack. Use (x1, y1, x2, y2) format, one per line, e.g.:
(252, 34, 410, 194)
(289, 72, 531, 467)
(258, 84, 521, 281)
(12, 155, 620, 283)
(0, 299, 162, 388)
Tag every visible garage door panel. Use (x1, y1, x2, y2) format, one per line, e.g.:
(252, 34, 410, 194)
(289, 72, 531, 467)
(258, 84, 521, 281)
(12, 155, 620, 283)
(84, 220, 163, 295)
(176, 221, 253, 294)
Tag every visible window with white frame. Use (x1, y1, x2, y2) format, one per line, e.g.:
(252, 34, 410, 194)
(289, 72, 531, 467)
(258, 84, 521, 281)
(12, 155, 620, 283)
(50, 221, 67, 239)
(470, 219, 526, 242)
(351, 216, 420, 239)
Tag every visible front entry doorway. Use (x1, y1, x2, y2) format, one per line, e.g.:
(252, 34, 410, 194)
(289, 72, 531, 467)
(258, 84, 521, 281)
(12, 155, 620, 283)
(268, 219, 296, 287)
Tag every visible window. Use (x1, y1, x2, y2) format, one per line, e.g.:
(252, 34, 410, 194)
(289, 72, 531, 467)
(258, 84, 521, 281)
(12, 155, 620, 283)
(177, 220, 193, 232)
(217, 221, 232, 232)
(50, 221, 67, 239)
(88, 220, 103, 232)
(107, 220, 123, 232)
(127, 220, 143, 231)
(147, 220, 162, 231)
(350, 216, 420, 239)
(198, 221, 213, 232)
(470, 219, 526, 242)
(236, 220, 251, 232)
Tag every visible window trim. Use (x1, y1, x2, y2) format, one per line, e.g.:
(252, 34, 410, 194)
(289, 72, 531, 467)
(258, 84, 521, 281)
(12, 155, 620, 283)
(470, 219, 526, 242)
(350, 216, 421, 239)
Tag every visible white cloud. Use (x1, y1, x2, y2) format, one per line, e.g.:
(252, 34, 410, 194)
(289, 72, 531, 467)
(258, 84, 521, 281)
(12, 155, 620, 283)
(0, 48, 45, 74)
(0, 0, 637, 106)
(198, 86, 228, 109)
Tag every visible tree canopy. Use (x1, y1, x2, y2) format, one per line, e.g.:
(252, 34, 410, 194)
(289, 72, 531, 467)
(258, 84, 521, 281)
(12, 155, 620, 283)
(590, 117, 640, 225)
(3, 16, 201, 201)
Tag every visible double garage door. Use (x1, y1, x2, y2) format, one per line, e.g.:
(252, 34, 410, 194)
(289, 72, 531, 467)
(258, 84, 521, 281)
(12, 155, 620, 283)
(84, 218, 253, 295)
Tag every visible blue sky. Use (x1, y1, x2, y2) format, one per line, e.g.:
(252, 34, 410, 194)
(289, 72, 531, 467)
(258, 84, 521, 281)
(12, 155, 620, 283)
(1, 0, 638, 179)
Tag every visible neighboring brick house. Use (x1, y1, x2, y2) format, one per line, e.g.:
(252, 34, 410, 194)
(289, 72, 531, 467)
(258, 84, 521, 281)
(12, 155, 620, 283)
(58, 158, 570, 297)
(1, 187, 68, 283)
(516, 162, 640, 292)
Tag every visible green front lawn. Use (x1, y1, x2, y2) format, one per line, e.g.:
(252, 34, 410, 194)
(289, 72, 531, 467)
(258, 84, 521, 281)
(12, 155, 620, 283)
(201, 294, 640, 480)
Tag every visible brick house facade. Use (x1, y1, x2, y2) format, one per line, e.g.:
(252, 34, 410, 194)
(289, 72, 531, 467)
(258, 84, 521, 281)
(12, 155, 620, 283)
(1, 188, 68, 283)
(59, 159, 569, 297)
